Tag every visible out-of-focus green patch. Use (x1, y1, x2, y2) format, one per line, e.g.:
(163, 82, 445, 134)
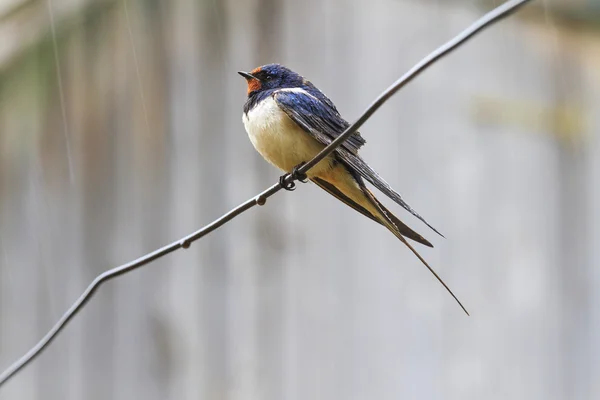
(0, 41, 52, 163)
(0, 0, 118, 82)
(479, 0, 600, 30)
(0, 0, 119, 159)
(471, 95, 588, 147)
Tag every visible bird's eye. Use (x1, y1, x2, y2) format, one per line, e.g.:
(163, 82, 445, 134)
(266, 74, 273, 80)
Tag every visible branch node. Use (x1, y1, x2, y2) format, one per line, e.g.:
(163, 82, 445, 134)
(181, 240, 191, 249)
(256, 195, 267, 206)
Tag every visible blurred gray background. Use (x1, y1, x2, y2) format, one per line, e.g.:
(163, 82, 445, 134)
(1, 0, 599, 399)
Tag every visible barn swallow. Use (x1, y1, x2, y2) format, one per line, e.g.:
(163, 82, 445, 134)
(239, 64, 467, 315)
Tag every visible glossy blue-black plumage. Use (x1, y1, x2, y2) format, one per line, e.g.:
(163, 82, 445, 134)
(273, 90, 367, 154)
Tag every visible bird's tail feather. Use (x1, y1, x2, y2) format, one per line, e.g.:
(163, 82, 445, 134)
(374, 198, 433, 248)
(312, 176, 433, 247)
(362, 186, 469, 316)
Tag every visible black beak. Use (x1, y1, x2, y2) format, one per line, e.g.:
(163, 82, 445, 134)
(238, 71, 257, 80)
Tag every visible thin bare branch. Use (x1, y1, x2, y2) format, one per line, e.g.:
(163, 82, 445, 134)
(0, 0, 532, 388)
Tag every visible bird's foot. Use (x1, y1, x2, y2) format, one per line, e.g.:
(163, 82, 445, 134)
(279, 173, 296, 191)
(292, 162, 308, 183)
(279, 162, 308, 191)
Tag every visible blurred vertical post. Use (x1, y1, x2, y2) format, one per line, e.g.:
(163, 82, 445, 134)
(197, 0, 231, 398)
(551, 41, 592, 400)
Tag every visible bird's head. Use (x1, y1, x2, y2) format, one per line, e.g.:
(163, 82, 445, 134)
(238, 64, 304, 96)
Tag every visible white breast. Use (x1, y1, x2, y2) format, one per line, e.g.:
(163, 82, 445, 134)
(242, 95, 333, 176)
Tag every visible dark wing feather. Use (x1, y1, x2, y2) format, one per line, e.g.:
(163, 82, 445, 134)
(335, 148, 444, 238)
(273, 89, 365, 154)
(273, 89, 443, 237)
(369, 192, 434, 247)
